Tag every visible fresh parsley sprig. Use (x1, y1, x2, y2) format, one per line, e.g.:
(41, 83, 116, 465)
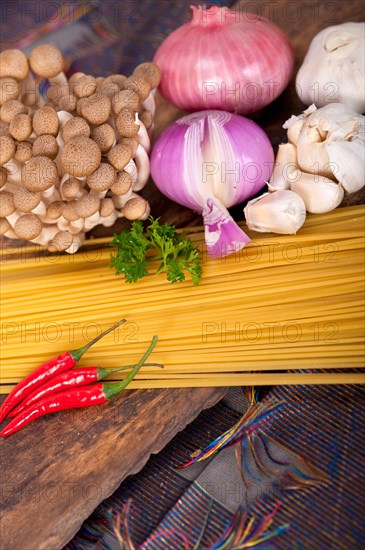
(110, 217, 202, 285)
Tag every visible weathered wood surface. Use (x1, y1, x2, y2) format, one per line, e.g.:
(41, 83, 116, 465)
(0, 387, 226, 549)
(0, 1, 364, 549)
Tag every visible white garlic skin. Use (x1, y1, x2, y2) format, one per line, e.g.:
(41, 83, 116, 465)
(244, 190, 306, 235)
(268, 143, 297, 191)
(290, 170, 344, 214)
(296, 22, 365, 114)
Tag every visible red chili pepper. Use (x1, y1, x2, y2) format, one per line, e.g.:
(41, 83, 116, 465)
(0, 320, 126, 422)
(9, 361, 162, 417)
(1, 336, 158, 437)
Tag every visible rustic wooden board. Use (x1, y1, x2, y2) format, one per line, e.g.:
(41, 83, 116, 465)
(0, 1, 364, 549)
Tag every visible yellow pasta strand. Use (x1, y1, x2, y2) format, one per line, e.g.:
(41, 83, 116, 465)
(0, 206, 364, 391)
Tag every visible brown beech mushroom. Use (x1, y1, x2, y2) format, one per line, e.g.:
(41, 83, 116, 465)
(0, 166, 8, 187)
(121, 137, 138, 157)
(99, 197, 117, 226)
(73, 75, 97, 98)
(0, 49, 29, 81)
(115, 108, 139, 138)
(111, 170, 132, 196)
(123, 196, 150, 220)
(14, 213, 43, 240)
(91, 123, 115, 153)
(13, 186, 45, 215)
(73, 193, 100, 219)
(112, 89, 140, 115)
(33, 106, 59, 136)
(32, 135, 58, 159)
(86, 162, 116, 193)
(139, 109, 153, 130)
(62, 201, 80, 222)
(22, 156, 59, 192)
(75, 97, 88, 117)
(57, 91, 77, 113)
(123, 75, 151, 102)
(107, 142, 133, 171)
(0, 77, 20, 105)
(0, 136, 15, 165)
(61, 117, 90, 143)
(14, 141, 33, 163)
(46, 200, 65, 220)
(61, 177, 85, 200)
(96, 76, 120, 98)
(0, 100, 26, 123)
(48, 230, 74, 252)
(81, 93, 111, 125)
(29, 44, 66, 85)
(9, 114, 32, 141)
(0, 190, 15, 217)
(68, 72, 85, 86)
(0, 217, 12, 235)
(61, 136, 101, 177)
(133, 62, 162, 89)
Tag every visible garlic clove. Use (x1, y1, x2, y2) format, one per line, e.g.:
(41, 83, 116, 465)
(290, 169, 344, 213)
(283, 105, 317, 145)
(268, 143, 298, 191)
(244, 190, 306, 234)
(327, 136, 365, 194)
(296, 124, 333, 179)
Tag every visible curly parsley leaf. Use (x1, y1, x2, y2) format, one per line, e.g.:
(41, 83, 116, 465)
(110, 217, 202, 285)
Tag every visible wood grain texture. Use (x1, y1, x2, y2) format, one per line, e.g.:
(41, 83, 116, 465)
(0, 1, 364, 548)
(0, 387, 226, 549)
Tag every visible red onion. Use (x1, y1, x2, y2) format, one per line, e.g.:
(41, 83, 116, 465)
(150, 110, 274, 257)
(154, 6, 294, 114)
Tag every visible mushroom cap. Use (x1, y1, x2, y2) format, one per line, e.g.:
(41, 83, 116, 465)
(107, 142, 133, 170)
(62, 201, 80, 221)
(97, 76, 121, 98)
(62, 177, 81, 199)
(0, 136, 15, 165)
(76, 97, 87, 116)
(13, 186, 42, 212)
(100, 198, 115, 217)
(0, 190, 15, 216)
(111, 170, 132, 195)
(86, 162, 116, 192)
(0, 77, 20, 105)
(46, 83, 63, 103)
(115, 108, 139, 138)
(91, 123, 115, 153)
(29, 44, 64, 78)
(139, 109, 153, 130)
(112, 89, 140, 115)
(33, 106, 59, 136)
(61, 117, 90, 143)
(123, 197, 148, 220)
(14, 140, 33, 163)
(0, 119, 10, 138)
(48, 230, 73, 252)
(14, 213, 43, 240)
(0, 49, 29, 81)
(32, 134, 58, 159)
(124, 75, 151, 102)
(0, 100, 26, 123)
(121, 137, 138, 156)
(47, 200, 64, 219)
(73, 75, 97, 98)
(61, 136, 101, 177)
(73, 193, 100, 218)
(81, 93, 111, 125)
(134, 62, 161, 89)
(22, 156, 59, 192)
(58, 92, 77, 113)
(0, 217, 11, 235)
(69, 72, 85, 85)
(9, 113, 32, 141)
(0, 166, 8, 186)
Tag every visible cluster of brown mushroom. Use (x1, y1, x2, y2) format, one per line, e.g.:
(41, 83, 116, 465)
(0, 44, 160, 252)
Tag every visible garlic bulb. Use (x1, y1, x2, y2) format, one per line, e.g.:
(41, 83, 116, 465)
(289, 169, 344, 214)
(244, 190, 306, 234)
(282, 103, 365, 195)
(296, 22, 365, 113)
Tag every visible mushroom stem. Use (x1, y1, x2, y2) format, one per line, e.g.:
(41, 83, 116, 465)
(19, 72, 43, 106)
(136, 118, 151, 153)
(141, 92, 156, 117)
(132, 144, 150, 192)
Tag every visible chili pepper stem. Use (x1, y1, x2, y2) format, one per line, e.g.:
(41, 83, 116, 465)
(97, 362, 163, 379)
(70, 319, 126, 362)
(103, 336, 159, 400)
